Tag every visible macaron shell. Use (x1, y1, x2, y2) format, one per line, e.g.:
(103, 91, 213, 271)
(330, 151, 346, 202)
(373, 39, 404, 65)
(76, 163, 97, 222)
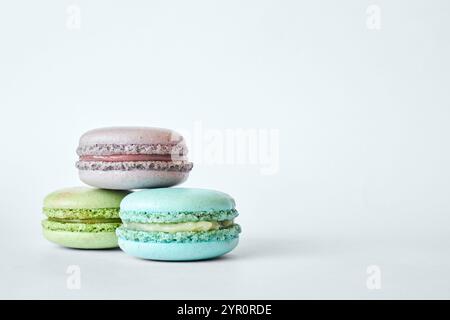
(44, 187, 130, 209)
(43, 229, 118, 249)
(120, 188, 236, 214)
(78, 127, 185, 147)
(118, 238, 239, 261)
(79, 169, 189, 190)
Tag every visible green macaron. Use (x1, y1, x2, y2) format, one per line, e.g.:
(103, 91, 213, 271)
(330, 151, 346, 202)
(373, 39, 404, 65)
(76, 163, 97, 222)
(42, 187, 130, 249)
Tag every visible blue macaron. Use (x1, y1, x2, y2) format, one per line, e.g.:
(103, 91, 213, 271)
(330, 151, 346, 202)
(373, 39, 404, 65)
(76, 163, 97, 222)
(116, 188, 241, 261)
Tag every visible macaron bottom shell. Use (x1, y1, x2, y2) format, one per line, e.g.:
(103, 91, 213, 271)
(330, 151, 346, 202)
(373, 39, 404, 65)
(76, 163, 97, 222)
(118, 238, 239, 261)
(79, 169, 189, 190)
(43, 229, 118, 249)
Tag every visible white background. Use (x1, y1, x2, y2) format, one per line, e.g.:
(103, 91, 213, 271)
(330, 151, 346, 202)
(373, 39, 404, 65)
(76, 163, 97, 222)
(1, 0, 450, 299)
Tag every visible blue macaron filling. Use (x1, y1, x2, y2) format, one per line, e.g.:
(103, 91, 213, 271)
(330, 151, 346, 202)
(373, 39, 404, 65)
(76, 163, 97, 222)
(116, 224, 241, 243)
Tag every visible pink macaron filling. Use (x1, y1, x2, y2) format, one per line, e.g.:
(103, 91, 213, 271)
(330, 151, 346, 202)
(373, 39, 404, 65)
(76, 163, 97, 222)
(79, 154, 183, 162)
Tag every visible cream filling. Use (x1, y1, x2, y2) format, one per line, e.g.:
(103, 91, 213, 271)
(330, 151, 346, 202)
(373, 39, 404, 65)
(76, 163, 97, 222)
(123, 220, 234, 233)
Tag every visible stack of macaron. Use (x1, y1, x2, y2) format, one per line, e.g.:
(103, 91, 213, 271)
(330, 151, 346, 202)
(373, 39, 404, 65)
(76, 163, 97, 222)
(42, 126, 241, 261)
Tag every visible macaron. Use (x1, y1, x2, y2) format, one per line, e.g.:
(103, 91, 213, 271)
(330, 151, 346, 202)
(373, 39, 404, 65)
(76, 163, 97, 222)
(76, 127, 193, 190)
(116, 188, 241, 261)
(42, 187, 130, 249)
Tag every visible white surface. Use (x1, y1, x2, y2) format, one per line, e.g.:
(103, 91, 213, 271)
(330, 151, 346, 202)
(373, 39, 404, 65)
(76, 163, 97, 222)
(1, 0, 450, 299)
(3, 230, 450, 299)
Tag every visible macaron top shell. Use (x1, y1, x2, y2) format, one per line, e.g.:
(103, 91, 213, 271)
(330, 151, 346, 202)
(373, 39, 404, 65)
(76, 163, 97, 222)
(120, 188, 236, 214)
(44, 187, 130, 209)
(77, 127, 187, 155)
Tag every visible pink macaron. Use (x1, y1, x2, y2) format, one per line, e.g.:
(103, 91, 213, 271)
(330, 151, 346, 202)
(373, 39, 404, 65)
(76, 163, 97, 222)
(76, 127, 193, 190)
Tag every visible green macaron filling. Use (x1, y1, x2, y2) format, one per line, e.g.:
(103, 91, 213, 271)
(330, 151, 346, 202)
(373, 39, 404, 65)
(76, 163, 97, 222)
(43, 207, 120, 220)
(48, 218, 121, 224)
